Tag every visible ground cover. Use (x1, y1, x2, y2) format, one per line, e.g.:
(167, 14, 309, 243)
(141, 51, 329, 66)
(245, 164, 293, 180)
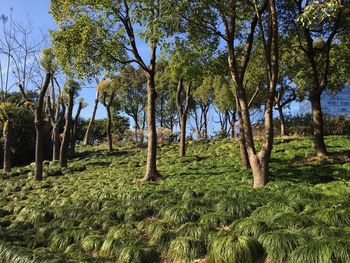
(0, 136, 350, 262)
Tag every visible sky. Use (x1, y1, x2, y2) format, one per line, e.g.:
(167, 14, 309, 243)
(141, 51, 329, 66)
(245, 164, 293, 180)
(1, 0, 117, 120)
(1, 0, 299, 134)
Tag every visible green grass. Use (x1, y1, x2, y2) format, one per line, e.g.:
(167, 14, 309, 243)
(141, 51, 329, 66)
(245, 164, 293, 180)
(0, 136, 350, 262)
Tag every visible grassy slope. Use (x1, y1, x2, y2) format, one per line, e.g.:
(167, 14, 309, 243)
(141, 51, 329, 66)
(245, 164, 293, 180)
(1, 136, 350, 262)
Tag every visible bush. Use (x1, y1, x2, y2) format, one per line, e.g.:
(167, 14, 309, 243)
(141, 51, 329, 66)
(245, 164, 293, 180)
(80, 115, 129, 144)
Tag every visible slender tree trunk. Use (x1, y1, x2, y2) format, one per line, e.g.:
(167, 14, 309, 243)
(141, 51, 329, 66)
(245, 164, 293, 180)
(35, 123, 44, 180)
(60, 90, 74, 168)
(230, 110, 237, 138)
(47, 94, 61, 162)
(52, 124, 60, 161)
(176, 80, 191, 157)
(134, 114, 139, 143)
(277, 105, 288, 136)
(142, 75, 160, 181)
(83, 91, 99, 145)
(106, 105, 113, 152)
(310, 92, 327, 157)
(160, 98, 164, 128)
(179, 118, 186, 156)
(3, 118, 12, 175)
(71, 101, 83, 155)
(203, 106, 208, 139)
(35, 73, 51, 180)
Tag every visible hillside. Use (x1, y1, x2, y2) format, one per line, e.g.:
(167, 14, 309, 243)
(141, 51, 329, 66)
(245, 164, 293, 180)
(1, 136, 350, 262)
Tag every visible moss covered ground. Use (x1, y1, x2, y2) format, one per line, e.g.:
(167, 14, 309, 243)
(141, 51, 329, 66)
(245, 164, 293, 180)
(1, 136, 350, 262)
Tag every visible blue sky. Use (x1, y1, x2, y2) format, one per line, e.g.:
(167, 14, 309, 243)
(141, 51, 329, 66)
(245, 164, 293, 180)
(1, 0, 115, 120)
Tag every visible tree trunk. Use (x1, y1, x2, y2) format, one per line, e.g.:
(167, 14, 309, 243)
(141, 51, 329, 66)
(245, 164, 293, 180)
(35, 122, 44, 180)
(3, 118, 12, 175)
(277, 105, 288, 136)
(52, 124, 60, 161)
(237, 106, 250, 170)
(60, 90, 74, 168)
(310, 92, 327, 157)
(226, 0, 277, 188)
(179, 118, 186, 157)
(203, 107, 208, 139)
(83, 91, 99, 145)
(230, 110, 237, 138)
(176, 80, 191, 157)
(106, 105, 113, 152)
(34, 73, 51, 180)
(71, 101, 83, 155)
(142, 75, 160, 181)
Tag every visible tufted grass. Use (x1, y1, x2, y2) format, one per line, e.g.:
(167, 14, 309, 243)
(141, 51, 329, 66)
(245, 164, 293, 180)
(0, 136, 350, 262)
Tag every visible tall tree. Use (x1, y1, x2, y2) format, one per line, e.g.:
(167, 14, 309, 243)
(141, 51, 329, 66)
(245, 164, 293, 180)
(47, 79, 66, 161)
(281, 0, 349, 156)
(176, 80, 191, 156)
(71, 97, 87, 155)
(51, 0, 180, 181)
(119, 65, 147, 141)
(59, 79, 80, 168)
(179, 0, 278, 187)
(34, 48, 54, 180)
(83, 79, 100, 146)
(98, 79, 119, 152)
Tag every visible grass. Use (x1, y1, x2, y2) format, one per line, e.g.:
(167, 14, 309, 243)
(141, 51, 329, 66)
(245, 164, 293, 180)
(0, 136, 350, 262)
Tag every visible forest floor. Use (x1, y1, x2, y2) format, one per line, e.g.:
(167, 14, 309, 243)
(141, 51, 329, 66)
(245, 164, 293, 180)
(1, 136, 350, 262)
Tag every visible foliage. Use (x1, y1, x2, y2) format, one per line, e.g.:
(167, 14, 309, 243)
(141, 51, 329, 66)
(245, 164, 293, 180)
(1, 137, 350, 261)
(0, 105, 36, 166)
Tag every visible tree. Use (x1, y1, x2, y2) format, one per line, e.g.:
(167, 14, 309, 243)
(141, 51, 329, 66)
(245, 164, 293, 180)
(167, 39, 215, 152)
(34, 48, 54, 180)
(51, 0, 180, 181)
(119, 65, 147, 142)
(280, 0, 350, 156)
(179, 0, 278, 187)
(213, 75, 236, 138)
(0, 102, 16, 175)
(274, 79, 296, 137)
(47, 78, 66, 161)
(71, 97, 87, 155)
(192, 75, 214, 140)
(176, 80, 191, 156)
(98, 79, 119, 152)
(83, 78, 100, 146)
(59, 79, 80, 168)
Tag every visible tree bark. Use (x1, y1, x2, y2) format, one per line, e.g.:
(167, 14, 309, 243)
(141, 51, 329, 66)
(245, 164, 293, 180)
(106, 104, 113, 152)
(59, 89, 74, 168)
(70, 100, 83, 155)
(35, 73, 51, 180)
(52, 124, 61, 161)
(237, 106, 250, 170)
(230, 110, 237, 138)
(225, 0, 276, 188)
(3, 118, 12, 175)
(47, 95, 65, 161)
(176, 79, 191, 157)
(310, 92, 327, 157)
(83, 90, 99, 145)
(277, 105, 288, 136)
(142, 75, 160, 181)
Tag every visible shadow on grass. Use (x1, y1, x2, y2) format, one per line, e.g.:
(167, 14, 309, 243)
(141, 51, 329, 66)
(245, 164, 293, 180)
(270, 150, 350, 184)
